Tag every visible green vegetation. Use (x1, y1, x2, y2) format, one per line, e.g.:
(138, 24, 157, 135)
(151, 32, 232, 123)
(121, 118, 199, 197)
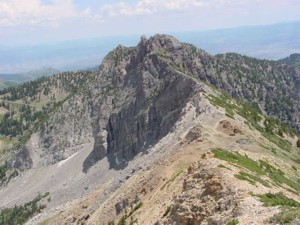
(0, 70, 92, 101)
(155, 50, 169, 59)
(207, 94, 236, 119)
(297, 139, 300, 148)
(162, 206, 171, 218)
(271, 208, 300, 225)
(117, 216, 126, 225)
(160, 171, 182, 190)
(214, 52, 300, 134)
(110, 217, 138, 225)
(0, 80, 18, 90)
(258, 192, 300, 224)
(109, 201, 143, 225)
(0, 161, 8, 182)
(282, 53, 300, 68)
(226, 218, 239, 225)
(0, 193, 49, 225)
(259, 160, 300, 192)
(258, 192, 300, 207)
(259, 143, 278, 155)
(128, 202, 143, 217)
(172, 63, 187, 74)
(212, 148, 300, 193)
(129, 218, 138, 225)
(218, 164, 232, 170)
(207, 93, 295, 152)
(0, 160, 18, 186)
(0, 137, 11, 154)
(261, 127, 292, 152)
(235, 171, 270, 187)
(212, 148, 263, 175)
(0, 70, 96, 165)
(38, 217, 53, 225)
(234, 173, 256, 185)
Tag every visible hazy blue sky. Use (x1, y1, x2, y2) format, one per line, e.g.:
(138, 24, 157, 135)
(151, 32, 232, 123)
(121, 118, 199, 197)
(0, 0, 300, 45)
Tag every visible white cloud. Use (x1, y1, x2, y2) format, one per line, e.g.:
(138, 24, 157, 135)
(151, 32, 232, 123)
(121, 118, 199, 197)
(98, 0, 283, 18)
(0, 0, 283, 28)
(0, 0, 81, 27)
(80, 7, 103, 23)
(100, 0, 206, 17)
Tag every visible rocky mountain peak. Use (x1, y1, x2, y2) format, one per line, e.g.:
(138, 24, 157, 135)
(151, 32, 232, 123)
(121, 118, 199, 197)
(86, 35, 201, 170)
(138, 34, 182, 53)
(6, 34, 300, 173)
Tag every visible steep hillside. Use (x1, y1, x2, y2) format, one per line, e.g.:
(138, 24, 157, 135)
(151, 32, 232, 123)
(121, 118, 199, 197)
(0, 70, 97, 171)
(0, 35, 300, 225)
(281, 53, 300, 68)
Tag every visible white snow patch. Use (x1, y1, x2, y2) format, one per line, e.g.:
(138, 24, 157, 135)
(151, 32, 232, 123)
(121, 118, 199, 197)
(57, 152, 79, 168)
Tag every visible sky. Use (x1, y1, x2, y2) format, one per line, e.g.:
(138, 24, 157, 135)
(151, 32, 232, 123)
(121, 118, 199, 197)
(0, 0, 300, 46)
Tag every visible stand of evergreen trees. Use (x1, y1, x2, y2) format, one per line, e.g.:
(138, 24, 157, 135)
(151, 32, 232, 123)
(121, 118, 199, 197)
(0, 193, 49, 225)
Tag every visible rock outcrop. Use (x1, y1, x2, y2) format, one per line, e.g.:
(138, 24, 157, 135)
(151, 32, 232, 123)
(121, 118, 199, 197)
(87, 35, 201, 169)
(156, 161, 238, 225)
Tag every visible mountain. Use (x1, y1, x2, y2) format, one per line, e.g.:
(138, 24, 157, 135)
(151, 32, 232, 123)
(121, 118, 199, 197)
(1, 35, 300, 225)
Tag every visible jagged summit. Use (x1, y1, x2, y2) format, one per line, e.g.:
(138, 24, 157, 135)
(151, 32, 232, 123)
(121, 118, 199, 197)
(138, 34, 183, 52)
(102, 34, 206, 70)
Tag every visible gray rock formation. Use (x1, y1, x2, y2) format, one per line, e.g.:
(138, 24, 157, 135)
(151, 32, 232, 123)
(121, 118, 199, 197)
(87, 35, 199, 170)
(13, 146, 33, 171)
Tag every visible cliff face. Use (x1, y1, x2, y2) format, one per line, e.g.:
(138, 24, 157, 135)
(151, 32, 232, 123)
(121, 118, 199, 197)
(89, 35, 199, 169)
(39, 94, 94, 166)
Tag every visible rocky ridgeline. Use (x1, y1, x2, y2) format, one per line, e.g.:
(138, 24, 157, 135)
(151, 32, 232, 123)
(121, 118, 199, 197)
(158, 161, 238, 225)
(11, 34, 300, 172)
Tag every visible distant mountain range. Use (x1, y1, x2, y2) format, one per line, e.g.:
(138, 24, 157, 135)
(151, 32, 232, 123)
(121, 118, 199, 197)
(175, 21, 300, 60)
(0, 21, 299, 80)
